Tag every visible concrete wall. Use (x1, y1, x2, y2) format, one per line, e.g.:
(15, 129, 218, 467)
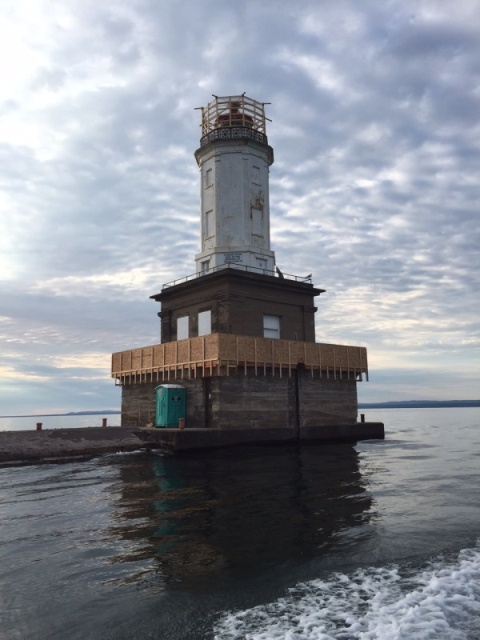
(199, 142, 272, 251)
(121, 370, 358, 429)
(121, 378, 207, 428)
(208, 374, 295, 430)
(298, 373, 357, 427)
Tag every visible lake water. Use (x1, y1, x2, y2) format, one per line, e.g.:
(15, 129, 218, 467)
(0, 408, 479, 639)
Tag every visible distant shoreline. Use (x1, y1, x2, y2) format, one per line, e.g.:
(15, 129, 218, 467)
(359, 400, 480, 409)
(0, 411, 121, 419)
(2, 402, 479, 419)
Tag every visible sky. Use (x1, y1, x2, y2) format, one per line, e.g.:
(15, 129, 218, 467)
(1, 0, 479, 414)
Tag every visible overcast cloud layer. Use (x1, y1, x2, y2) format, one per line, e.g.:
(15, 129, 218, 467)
(1, 0, 479, 414)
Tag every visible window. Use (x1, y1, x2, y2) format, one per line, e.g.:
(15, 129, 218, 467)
(204, 209, 213, 238)
(263, 314, 280, 339)
(205, 168, 213, 187)
(198, 310, 212, 336)
(252, 207, 263, 236)
(252, 166, 260, 185)
(177, 316, 189, 340)
(201, 260, 210, 274)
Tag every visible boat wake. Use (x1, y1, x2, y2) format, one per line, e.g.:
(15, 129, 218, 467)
(214, 543, 480, 640)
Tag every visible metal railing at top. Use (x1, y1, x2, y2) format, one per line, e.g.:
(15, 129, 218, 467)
(197, 94, 271, 137)
(200, 126, 268, 147)
(161, 263, 313, 289)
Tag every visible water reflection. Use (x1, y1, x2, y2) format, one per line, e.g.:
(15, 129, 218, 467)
(107, 444, 375, 584)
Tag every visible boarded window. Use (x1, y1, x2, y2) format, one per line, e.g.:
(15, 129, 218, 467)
(177, 316, 189, 341)
(205, 168, 213, 187)
(198, 310, 212, 337)
(252, 207, 263, 236)
(204, 210, 213, 238)
(252, 166, 260, 185)
(263, 314, 280, 339)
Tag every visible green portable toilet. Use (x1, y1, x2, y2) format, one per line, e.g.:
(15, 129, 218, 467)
(155, 384, 186, 427)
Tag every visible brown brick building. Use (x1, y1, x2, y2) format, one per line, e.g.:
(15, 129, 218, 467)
(153, 268, 323, 344)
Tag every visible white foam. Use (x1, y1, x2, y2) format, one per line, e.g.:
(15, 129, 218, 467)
(214, 544, 480, 640)
(104, 449, 145, 457)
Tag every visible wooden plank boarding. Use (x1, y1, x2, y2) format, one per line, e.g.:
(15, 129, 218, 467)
(111, 333, 368, 385)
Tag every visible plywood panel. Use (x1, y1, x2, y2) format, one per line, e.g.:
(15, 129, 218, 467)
(131, 349, 142, 370)
(256, 338, 273, 362)
(288, 342, 305, 364)
(335, 345, 348, 368)
(153, 345, 165, 367)
(319, 344, 334, 368)
(143, 348, 152, 369)
(111, 334, 369, 383)
(177, 340, 189, 363)
(205, 334, 220, 360)
(190, 338, 204, 362)
(111, 353, 121, 372)
(236, 336, 256, 362)
(302, 343, 315, 366)
(164, 342, 176, 363)
(218, 334, 238, 361)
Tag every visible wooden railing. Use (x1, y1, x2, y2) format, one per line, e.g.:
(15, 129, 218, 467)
(111, 334, 368, 385)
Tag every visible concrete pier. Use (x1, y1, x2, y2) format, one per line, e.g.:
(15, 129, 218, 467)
(0, 422, 384, 464)
(0, 427, 144, 464)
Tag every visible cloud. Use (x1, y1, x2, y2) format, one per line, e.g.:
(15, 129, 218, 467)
(0, 0, 479, 414)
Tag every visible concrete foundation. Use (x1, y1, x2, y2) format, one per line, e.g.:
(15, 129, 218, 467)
(0, 422, 384, 464)
(120, 369, 359, 429)
(138, 423, 385, 452)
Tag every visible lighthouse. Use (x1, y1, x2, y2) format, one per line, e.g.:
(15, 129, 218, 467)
(111, 94, 384, 446)
(152, 94, 322, 345)
(194, 95, 275, 276)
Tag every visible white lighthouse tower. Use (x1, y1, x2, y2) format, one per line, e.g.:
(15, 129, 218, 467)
(194, 95, 276, 276)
